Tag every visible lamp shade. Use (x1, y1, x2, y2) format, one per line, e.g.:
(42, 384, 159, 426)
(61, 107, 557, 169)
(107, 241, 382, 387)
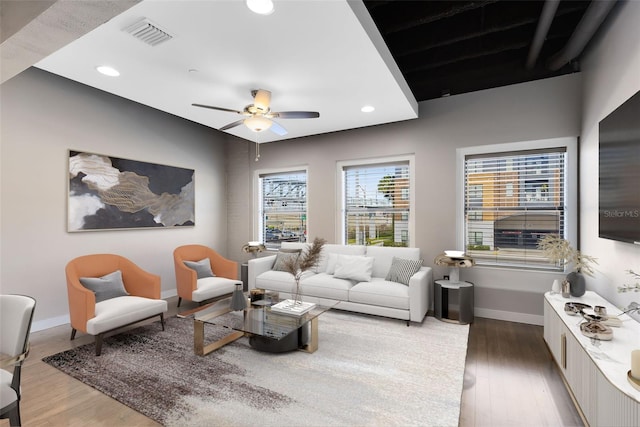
(244, 115, 272, 132)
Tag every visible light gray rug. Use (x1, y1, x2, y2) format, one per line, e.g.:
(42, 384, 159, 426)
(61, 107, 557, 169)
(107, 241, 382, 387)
(43, 311, 469, 427)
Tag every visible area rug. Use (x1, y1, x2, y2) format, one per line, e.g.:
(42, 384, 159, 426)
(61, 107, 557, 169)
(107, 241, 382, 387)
(43, 311, 469, 427)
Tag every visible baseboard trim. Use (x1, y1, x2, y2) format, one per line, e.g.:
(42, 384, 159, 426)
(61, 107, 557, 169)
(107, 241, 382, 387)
(32, 314, 70, 332)
(475, 307, 543, 326)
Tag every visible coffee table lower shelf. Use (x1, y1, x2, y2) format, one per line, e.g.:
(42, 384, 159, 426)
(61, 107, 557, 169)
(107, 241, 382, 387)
(192, 304, 322, 356)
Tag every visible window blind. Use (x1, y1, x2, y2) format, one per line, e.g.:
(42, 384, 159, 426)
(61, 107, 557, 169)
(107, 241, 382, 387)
(464, 148, 567, 269)
(260, 171, 307, 249)
(344, 162, 410, 246)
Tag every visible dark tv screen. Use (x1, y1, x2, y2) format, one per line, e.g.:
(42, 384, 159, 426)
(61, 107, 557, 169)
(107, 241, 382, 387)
(599, 90, 640, 244)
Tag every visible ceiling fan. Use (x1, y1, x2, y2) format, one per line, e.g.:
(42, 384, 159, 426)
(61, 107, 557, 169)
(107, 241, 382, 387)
(192, 89, 320, 136)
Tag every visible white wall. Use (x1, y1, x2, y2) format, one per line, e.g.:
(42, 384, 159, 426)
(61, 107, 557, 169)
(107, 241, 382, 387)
(227, 73, 582, 324)
(0, 68, 229, 330)
(580, 0, 640, 313)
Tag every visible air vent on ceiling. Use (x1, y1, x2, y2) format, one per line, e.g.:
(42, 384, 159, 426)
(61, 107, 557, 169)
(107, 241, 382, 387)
(124, 18, 173, 46)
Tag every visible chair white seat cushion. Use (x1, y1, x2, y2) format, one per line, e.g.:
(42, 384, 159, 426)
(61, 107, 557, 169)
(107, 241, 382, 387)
(348, 278, 410, 310)
(0, 370, 17, 409)
(86, 296, 168, 335)
(191, 277, 241, 303)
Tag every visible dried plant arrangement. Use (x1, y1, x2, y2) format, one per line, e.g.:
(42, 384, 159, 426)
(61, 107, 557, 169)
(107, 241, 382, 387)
(282, 237, 326, 304)
(537, 234, 598, 277)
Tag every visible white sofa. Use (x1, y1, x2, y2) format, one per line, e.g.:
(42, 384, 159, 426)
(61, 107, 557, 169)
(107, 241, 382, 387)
(248, 243, 432, 324)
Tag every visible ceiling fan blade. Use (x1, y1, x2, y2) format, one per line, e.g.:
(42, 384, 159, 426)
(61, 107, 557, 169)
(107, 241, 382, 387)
(269, 120, 288, 136)
(192, 103, 243, 114)
(271, 111, 320, 119)
(219, 119, 245, 131)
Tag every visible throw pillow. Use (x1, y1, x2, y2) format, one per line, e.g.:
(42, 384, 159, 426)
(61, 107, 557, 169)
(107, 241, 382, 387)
(184, 258, 215, 279)
(333, 255, 374, 282)
(385, 257, 423, 285)
(79, 270, 130, 303)
(273, 249, 301, 272)
(325, 253, 339, 274)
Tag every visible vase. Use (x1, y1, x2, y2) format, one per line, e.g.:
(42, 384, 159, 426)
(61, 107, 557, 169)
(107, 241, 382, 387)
(230, 283, 246, 310)
(566, 271, 586, 297)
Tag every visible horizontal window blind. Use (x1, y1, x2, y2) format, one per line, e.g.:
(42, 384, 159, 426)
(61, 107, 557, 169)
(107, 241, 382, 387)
(464, 148, 567, 269)
(344, 162, 410, 247)
(260, 171, 307, 249)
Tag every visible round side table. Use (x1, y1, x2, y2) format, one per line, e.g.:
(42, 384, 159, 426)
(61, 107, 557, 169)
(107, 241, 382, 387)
(434, 279, 474, 324)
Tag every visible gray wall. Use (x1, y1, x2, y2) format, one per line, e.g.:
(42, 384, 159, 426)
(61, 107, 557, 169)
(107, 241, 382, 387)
(579, 0, 640, 314)
(0, 68, 229, 330)
(227, 73, 582, 325)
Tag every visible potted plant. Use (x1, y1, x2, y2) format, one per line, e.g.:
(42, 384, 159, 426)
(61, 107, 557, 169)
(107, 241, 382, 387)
(537, 234, 598, 297)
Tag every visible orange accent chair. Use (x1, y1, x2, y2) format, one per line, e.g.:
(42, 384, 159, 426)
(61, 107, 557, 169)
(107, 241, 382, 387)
(65, 254, 168, 356)
(173, 244, 242, 307)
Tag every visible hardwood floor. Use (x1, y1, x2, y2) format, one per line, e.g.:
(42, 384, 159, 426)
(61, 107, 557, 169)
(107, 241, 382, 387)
(3, 302, 583, 426)
(460, 318, 584, 427)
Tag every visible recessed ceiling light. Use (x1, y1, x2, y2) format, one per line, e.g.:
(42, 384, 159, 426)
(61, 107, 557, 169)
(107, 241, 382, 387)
(361, 105, 375, 113)
(96, 66, 120, 77)
(246, 0, 274, 15)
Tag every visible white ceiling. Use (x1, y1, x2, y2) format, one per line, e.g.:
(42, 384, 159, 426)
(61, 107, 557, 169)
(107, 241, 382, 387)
(33, 0, 418, 143)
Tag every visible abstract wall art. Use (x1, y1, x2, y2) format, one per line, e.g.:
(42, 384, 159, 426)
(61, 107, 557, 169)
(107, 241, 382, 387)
(68, 151, 195, 231)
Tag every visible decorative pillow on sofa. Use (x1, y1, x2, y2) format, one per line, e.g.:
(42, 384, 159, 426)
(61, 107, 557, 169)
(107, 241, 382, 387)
(184, 258, 215, 279)
(333, 255, 374, 282)
(325, 253, 339, 274)
(273, 249, 301, 272)
(385, 257, 423, 285)
(79, 270, 130, 303)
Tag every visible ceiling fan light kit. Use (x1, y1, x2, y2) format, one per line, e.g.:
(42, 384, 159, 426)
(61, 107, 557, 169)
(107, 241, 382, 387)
(244, 115, 272, 132)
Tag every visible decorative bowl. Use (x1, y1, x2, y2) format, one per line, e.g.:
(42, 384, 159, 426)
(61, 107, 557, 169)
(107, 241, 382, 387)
(564, 302, 591, 316)
(444, 250, 465, 258)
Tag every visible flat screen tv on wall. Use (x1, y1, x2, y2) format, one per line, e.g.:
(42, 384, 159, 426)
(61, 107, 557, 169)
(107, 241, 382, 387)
(599, 90, 640, 245)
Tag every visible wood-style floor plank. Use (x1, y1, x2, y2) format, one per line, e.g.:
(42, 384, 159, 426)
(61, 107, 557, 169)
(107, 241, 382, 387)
(2, 300, 582, 427)
(460, 317, 583, 427)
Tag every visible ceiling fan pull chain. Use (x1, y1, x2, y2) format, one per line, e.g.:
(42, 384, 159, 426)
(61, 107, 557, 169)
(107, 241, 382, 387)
(255, 139, 260, 162)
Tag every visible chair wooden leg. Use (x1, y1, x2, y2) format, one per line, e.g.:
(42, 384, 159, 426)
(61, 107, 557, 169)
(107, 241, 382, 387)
(159, 313, 165, 331)
(177, 297, 182, 307)
(70, 328, 77, 340)
(95, 334, 103, 356)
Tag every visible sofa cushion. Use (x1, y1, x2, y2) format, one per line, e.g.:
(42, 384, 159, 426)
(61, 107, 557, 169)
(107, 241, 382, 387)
(255, 270, 299, 293)
(272, 250, 301, 272)
(300, 273, 355, 300)
(79, 270, 130, 303)
(316, 244, 366, 273)
(184, 258, 215, 279)
(191, 277, 240, 302)
(348, 278, 410, 310)
(334, 255, 374, 282)
(385, 257, 423, 285)
(365, 246, 421, 278)
(86, 296, 168, 335)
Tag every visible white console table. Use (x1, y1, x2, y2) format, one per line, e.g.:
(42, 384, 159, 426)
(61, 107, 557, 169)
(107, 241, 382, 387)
(544, 291, 640, 426)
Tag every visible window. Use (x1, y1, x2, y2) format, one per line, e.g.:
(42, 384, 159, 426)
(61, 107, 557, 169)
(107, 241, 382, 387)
(339, 157, 413, 246)
(258, 170, 307, 249)
(458, 138, 577, 270)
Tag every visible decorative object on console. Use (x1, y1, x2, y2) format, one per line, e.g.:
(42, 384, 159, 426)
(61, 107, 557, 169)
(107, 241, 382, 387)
(242, 241, 266, 258)
(561, 279, 571, 298)
(537, 234, 598, 297)
(434, 251, 474, 284)
(281, 237, 326, 305)
(551, 278, 562, 294)
(229, 283, 246, 311)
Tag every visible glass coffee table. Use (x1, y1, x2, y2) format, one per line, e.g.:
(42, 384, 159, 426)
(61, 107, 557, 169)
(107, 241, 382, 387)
(185, 294, 336, 356)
